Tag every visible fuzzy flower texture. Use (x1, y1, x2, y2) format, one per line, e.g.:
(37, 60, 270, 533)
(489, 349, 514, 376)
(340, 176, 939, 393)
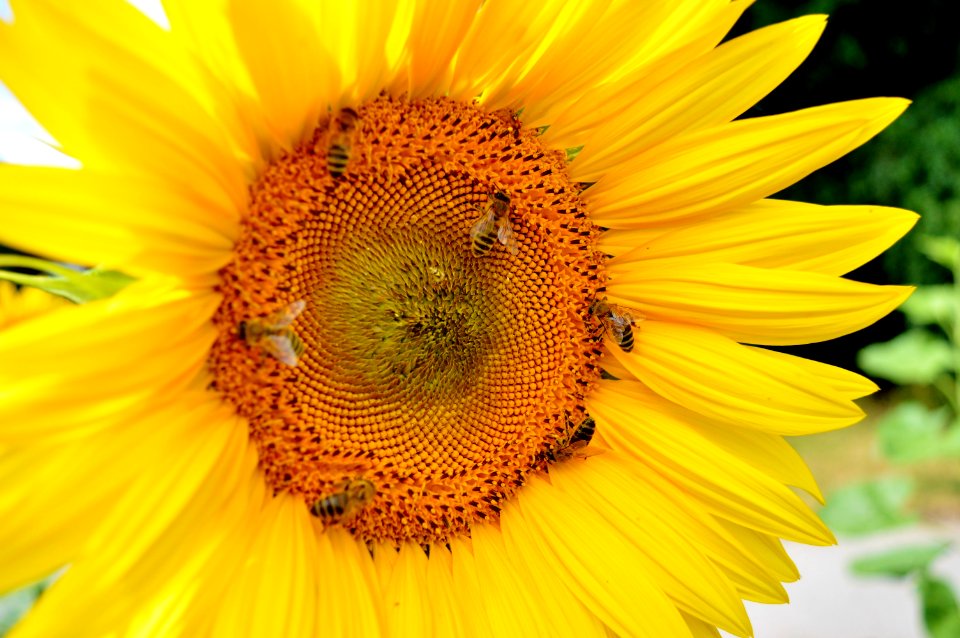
(0, 2, 916, 637)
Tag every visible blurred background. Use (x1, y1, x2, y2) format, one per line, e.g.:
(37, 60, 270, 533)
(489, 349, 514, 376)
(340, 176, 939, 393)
(2, 0, 960, 636)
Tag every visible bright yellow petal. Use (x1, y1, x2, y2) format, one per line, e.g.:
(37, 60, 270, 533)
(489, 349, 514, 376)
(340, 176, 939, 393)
(1, 1, 248, 208)
(608, 321, 868, 435)
(449, 537, 496, 638)
(471, 524, 569, 637)
(7, 403, 252, 638)
(313, 0, 408, 105)
(587, 98, 909, 227)
(563, 15, 824, 174)
(607, 261, 913, 345)
(620, 460, 793, 605)
(589, 379, 834, 546)
(315, 530, 385, 638)
(517, 474, 693, 637)
(448, 0, 571, 101)
(391, 0, 483, 98)
(162, 0, 267, 167)
(0, 165, 236, 278)
(0, 283, 67, 329)
(602, 199, 919, 275)
(497, 513, 609, 637)
(746, 346, 878, 401)
(548, 456, 752, 636)
(378, 542, 433, 638)
(0, 280, 220, 442)
(227, 0, 339, 151)
(211, 493, 319, 637)
(487, 0, 740, 124)
(424, 545, 469, 638)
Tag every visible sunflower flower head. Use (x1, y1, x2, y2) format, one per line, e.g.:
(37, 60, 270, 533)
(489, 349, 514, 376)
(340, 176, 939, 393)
(0, 2, 917, 637)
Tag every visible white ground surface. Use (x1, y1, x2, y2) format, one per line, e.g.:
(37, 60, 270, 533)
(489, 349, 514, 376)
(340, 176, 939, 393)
(723, 525, 960, 638)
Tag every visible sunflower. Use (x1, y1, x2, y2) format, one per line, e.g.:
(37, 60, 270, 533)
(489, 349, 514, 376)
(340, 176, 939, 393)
(0, 1, 916, 636)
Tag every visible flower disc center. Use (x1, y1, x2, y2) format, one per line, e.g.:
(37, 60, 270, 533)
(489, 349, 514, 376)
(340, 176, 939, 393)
(209, 96, 605, 544)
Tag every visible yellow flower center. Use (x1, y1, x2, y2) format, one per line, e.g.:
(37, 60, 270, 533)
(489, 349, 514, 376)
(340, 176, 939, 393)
(209, 96, 605, 545)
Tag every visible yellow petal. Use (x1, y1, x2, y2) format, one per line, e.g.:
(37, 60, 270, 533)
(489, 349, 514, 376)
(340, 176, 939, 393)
(567, 15, 825, 177)
(589, 379, 834, 545)
(210, 494, 320, 637)
(497, 511, 609, 637)
(587, 98, 909, 227)
(518, 474, 693, 637)
(0, 165, 237, 278)
(472, 523, 574, 637)
(746, 346, 878, 401)
(604, 199, 919, 275)
(607, 261, 913, 345)
(449, 537, 497, 638)
(489, 0, 744, 125)
(1, 1, 248, 208)
(609, 321, 867, 435)
(548, 456, 752, 636)
(684, 613, 722, 638)
(315, 529, 385, 637)
(379, 543, 432, 638)
(313, 1, 407, 105)
(620, 461, 793, 604)
(227, 0, 339, 151)
(448, 0, 571, 101)
(7, 404, 253, 637)
(0, 280, 220, 442)
(424, 545, 469, 638)
(391, 0, 483, 98)
(162, 0, 266, 167)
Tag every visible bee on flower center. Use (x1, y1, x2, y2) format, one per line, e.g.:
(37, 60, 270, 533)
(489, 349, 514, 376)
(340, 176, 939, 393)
(544, 415, 597, 464)
(237, 299, 307, 367)
(591, 298, 638, 352)
(469, 190, 518, 257)
(311, 477, 376, 525)
(327, 107, 360, 179)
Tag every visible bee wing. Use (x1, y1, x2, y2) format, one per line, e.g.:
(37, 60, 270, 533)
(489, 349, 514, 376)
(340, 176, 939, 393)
(496, 217, 519, 255)
(608, 317, 627, 343)
(469, 210, 496, 241)
(262, 334, 300, 366)
(268, 300, 307, 328)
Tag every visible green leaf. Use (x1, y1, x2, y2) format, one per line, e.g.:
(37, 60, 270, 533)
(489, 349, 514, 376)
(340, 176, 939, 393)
(819, 477, 917, 535)
(0, 582, 45, 637)
(0, 267, 135, 304)
(877, 401, 960, 463)
(900, 285, 958, 328)
(919, 235, 960, 272)
(857, 329, 954, 385)
(919, 573, 960, 638)
(851, 542, 951, 578)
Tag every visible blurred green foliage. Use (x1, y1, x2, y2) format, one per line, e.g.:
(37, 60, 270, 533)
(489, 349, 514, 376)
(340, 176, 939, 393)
(851, 235, 960, 637)
(851, 544, 960, 638)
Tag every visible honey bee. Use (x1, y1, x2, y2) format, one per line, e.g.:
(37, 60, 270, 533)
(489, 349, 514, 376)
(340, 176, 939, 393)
(469, 191, 518, 257)
(327, 107, 359, 179)
(311, 477, 376, 525)
(545, 415, 597, 463)
(591, 298, 637, 352)
(238, 299, 307, 366)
